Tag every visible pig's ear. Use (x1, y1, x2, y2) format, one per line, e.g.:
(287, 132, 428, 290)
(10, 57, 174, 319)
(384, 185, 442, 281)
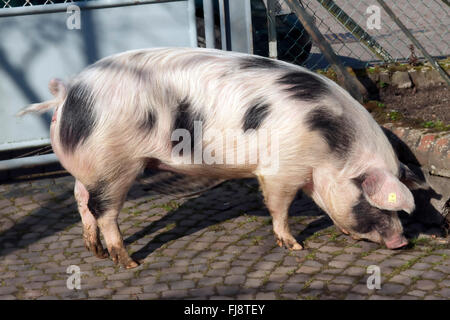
(399, 162, 427, 190)
(359, 168, 416, 214)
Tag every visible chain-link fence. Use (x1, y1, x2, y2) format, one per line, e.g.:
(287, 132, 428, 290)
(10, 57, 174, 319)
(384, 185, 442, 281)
(1, 0, 78, 7)
(3, 0, 448, 71)
(262, 0, 449, 70)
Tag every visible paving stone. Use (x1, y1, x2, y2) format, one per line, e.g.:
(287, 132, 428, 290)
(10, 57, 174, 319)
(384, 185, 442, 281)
(328, 260, 350, 269)
(189, 287, 215, 297)
(224, 275, 246, 285)
(0, 287, 18, 295)
(412, 263, 432, 270)
(390, 275, 412, 286)
(408, 290, 426, 297)
(143, 283, 169, 293)
(198, 277, 223, 287)
(368, 295, 395, 300)
(296, 266, 320, 274)
(414, 280, 437, 291)
(343, 267, 366, 276)
(422, 270, 445, 280)
(170, 280, 195, 290)
(115, 286, 142, 295)
(377, 283, 406, 295)
(332, 276, 356, 285)
(0, 295, 17, 300)
(437, 288, 450, 298)
(162, 289, 188, 299)
(351, 284, 372, 295)
(423, 295, 442, 300)
(327, 284, 351, 293)
(344, 293, 367, 300)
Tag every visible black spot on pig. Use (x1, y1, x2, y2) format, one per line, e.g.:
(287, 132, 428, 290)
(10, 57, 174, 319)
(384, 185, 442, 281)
(140, 109, 157, 132)
(278, 71, 329, 101)
(352, 196, 392, 238)
(243, 101, 270, 131)
(172, 99, 203, 153)
(59, 82, 96, 153)
(306, 107, 354, 157)
(240, 56, 281, 70)
(87, 182, 111, 218)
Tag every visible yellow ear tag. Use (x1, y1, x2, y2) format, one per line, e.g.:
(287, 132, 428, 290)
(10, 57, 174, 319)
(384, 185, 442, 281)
(388, 193, 397, 203)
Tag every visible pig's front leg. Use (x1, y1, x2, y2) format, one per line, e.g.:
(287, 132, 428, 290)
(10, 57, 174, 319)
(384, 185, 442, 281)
(258, 175, 303, 250)
(74, 180, 108, 259)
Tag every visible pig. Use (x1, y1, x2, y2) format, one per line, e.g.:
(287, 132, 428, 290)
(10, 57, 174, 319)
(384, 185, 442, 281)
(19, 47, 423, 268)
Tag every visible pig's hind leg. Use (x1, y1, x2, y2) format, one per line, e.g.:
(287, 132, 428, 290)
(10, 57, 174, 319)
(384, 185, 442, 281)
(74, 180, 108, 259)
(91, 162, 144, 269)
(257, 175, 303, 250)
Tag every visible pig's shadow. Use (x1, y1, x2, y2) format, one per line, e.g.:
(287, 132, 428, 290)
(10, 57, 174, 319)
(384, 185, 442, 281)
(382, 127, 447, 239)
(124, 176, 332, 261)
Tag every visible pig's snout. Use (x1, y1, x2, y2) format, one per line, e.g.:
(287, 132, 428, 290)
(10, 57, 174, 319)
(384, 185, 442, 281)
(384, 234, 408, 249)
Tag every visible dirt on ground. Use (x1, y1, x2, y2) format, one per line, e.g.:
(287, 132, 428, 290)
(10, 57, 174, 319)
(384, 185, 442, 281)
(368, 85, 450, 130)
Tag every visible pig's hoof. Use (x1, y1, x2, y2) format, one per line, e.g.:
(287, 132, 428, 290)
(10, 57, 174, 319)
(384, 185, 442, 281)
(276, 236, 303, 250)
(84, 237, 108, 259)
(109, 247, 140, 269)
(125, 260, 140, 269)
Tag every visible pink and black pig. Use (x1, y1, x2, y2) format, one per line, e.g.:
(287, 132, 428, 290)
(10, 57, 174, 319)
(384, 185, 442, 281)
(20, 48, 422, 268)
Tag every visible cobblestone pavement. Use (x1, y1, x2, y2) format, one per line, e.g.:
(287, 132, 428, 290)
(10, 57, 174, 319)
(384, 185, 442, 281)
(0, 172, 448, 300)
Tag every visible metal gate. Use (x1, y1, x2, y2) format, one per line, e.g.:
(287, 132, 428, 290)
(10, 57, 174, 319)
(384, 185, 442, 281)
(0, 0, 255, 173)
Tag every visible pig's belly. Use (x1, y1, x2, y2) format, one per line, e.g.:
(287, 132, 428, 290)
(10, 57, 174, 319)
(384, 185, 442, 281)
(146, 157, 257, 179)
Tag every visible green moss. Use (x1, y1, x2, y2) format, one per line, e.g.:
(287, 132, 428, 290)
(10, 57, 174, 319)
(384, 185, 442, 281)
(409, 236, 432, 248)
(152, 200, 180, 212)
(387, 110, 402, 121)
(379, 81, 388, 88)
(252, 236, 263, 245)
(422, 120, 450, 131)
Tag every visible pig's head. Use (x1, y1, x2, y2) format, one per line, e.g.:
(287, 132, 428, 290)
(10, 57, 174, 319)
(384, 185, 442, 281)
(310, 164, 423, 249)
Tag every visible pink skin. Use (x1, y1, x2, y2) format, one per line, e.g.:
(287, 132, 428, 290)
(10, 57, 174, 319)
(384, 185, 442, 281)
(384, 234, 408, 249)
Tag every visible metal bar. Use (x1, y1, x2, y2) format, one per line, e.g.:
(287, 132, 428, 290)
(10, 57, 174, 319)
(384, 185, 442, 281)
(284, 0, 365, 103)
(203, 0, 215, 48)
(223, 0, 232, 50)
(0, 0, 183, 18)
(315, 0, 394, 63)
(375, 0, 450, 86)
(267, 0, 278, 59)
(228, 0, 253, 53)
(0, 154, 58, 171)
(218, 0, 228, 50)
(187, 0, 198, 47)
(0, 139, 51, 152)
